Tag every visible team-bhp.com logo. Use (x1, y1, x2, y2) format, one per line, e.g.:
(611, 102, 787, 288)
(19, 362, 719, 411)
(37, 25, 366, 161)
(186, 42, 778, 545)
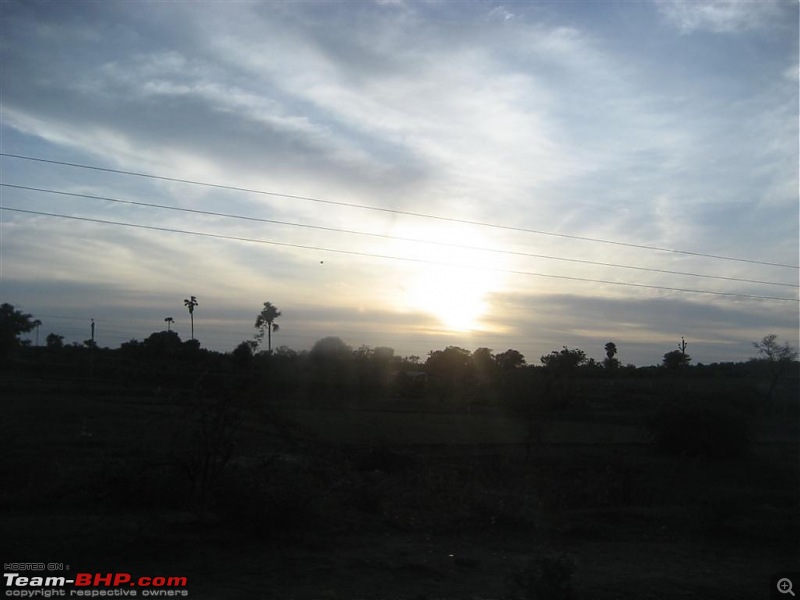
(4, 571, 189, 597)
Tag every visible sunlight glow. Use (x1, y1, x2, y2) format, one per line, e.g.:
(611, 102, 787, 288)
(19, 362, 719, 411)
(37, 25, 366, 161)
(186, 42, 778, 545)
(390, 223, 506, 332)
(405, 265, 489, 331)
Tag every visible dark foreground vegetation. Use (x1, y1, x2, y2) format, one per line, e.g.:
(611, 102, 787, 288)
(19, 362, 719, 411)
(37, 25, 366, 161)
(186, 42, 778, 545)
(2, 304, 798, 599)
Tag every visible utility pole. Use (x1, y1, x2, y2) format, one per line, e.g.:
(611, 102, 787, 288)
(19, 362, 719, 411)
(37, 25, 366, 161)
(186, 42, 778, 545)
(89, 318, 96, 381)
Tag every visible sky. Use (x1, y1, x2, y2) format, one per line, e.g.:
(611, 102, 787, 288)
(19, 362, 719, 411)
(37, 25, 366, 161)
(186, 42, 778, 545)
(1, 0, 798, 366)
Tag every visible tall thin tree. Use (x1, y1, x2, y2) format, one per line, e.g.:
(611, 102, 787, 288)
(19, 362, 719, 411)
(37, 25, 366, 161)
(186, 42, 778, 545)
(255, 301, 281, 353)
(184, 296, 198, 340)
(604, 341, 618, 370)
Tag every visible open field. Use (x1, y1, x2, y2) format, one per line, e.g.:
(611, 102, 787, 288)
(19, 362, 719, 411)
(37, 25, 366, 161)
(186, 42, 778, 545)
(2, 371, 799, 599)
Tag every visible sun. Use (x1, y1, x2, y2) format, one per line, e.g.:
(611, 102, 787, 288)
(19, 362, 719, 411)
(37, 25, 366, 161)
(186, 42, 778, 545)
(390, 223, 505, 332)
(405, 265, 489, 332)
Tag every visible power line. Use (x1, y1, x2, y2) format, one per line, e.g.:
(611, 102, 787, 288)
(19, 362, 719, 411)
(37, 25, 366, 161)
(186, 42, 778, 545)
(2, 152, 797, 270)
(5, 183, 796, 289)
(3, 206, 797, 303)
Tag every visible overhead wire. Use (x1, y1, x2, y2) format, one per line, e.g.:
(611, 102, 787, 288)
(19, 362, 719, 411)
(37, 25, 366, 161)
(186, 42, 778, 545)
(2, 206, 797, 303)
(3, 182, 796, 289)
(2, 152, 797, 270)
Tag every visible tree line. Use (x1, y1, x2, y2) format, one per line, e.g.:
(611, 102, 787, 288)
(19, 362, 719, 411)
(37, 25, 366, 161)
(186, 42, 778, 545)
(2, 300, 796, 408)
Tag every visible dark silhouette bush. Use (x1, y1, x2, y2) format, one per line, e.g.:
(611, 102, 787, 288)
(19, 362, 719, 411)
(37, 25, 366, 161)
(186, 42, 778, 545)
(646, 404, 751, 459)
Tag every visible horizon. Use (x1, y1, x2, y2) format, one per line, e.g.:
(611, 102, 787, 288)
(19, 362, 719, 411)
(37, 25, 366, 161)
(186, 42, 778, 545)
(14, 301, 797, 369)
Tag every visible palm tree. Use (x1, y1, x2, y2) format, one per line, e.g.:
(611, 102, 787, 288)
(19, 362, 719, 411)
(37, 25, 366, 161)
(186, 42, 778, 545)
(604, 341, 619, 370)
(255, 301, 281, 353)
(164, 317, 174, 332)
(184, 296, 198, 340)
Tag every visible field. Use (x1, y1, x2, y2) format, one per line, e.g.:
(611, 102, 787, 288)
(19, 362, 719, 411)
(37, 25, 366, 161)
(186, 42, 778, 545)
(2, 369, 799, 600)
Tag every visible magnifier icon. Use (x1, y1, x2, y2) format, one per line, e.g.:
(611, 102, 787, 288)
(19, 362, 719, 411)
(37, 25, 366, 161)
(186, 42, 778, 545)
(778, 578, 795, 596)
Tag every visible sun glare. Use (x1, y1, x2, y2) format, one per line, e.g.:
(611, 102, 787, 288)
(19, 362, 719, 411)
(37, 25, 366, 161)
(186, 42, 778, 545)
(390, 223, 506, 332)
(405, 265, 489, 331)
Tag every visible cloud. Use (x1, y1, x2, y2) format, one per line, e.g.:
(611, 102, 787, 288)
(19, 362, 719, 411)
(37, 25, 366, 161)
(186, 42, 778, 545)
(482, 291, 799, 365)
(656, 0, 789, 34)
(487, 5, 515, 22)
(1, 2, 796, 364)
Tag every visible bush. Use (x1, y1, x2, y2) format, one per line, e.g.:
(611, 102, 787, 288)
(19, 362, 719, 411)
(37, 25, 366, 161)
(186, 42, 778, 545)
(646, 405, 751, 459)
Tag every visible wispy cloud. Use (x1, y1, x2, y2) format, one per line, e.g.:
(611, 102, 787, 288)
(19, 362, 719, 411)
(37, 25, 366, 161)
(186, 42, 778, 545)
(656, 0, 788, 34)
(1, 1, 796, 361)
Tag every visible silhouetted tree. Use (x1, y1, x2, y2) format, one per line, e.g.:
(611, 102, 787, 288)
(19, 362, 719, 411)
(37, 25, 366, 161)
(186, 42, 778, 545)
(539, 347, 587, 410)
(310, 336, 353, 401)
(424, 346, 472, 401)
(184, 296, 198, 340)
(119, 338, 142, 354)
(472, 347, 496, 377)
(584, 357, 602, 373)
(165, 317, 174, 332)
(373, 346, 395, 362)
(255, 301, 281, 353)
(0, 303, 38, 359)
(231, 340, 258, 369)
(540, 347, 586, 374)
(273, 345, 298, 360)
(495, 348, 526, 370)
(753, 333, 797, 363)
(143, 330, 183, 357)
(466, 347, 496, 402)
(311, 336, 352, 359)
(494, 349, 530, 417)
(183, 338, 201, 354)
(752, 333, 798, 403)
(46, 333, 64, 349)
(369, 346, 395, 383)
(353, 345, 395, 398)
(663, 349, 690, 371)
(604, 341, 619, 370)
(426, 346, 472, 380)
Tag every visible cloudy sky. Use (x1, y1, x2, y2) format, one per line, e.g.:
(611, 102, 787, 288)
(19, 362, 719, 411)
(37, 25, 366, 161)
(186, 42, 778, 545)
(1, 0, 797, 366)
